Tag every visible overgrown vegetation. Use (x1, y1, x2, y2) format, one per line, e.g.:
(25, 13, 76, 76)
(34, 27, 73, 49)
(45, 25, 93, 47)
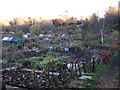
(1, 5, 118, 89)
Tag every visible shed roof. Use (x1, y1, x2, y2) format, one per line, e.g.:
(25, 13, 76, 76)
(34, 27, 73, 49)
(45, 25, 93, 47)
(11, 37, 21, 42)
(2, 37, 12, 41)
(2, 37, 21, 42)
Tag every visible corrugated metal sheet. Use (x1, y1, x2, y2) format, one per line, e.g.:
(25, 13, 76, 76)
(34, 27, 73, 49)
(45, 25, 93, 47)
(2, 37, 21, 42)
(11, 37, 21, 42)
(2, 37, 13, 41)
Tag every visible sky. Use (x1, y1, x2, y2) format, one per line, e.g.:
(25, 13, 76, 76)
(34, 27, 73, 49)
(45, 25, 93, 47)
(0, 0, 118, 20)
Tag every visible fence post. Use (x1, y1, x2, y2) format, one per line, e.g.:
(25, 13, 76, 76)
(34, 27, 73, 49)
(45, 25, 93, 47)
(51, 66, 55, 87)
(82, 59, 87, 73)
(78, 63, 82, 77)
(58, 63, 62, 81)
(74, 62, 78, 76)
(47, 68, 50, 88)
(92, 57, 95, 72)
(74, 59, 80, 77)
(71, 61, 75, 79)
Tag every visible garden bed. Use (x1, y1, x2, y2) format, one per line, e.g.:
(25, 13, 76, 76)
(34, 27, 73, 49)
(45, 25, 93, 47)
(2, 67, 49, 88)
(2, 47, 107, 88)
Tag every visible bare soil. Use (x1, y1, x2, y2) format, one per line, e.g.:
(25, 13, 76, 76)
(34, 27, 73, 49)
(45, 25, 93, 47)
(99, 67, 118, 88)
(98, 56, 119, 88)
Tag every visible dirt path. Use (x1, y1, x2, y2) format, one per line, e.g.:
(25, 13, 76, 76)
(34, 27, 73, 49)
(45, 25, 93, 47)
(98, 55, 119, 88)
(99, 66, 118, 88)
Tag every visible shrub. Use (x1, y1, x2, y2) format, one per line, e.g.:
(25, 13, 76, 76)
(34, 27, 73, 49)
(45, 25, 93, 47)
(30, 57, 44, 61)
(40, 56, 60, 69)
(111, 23, 118, 29)
(28, 42, 39, 49)
(110, 43, 118, 52)
(45, 52, 60, 57)
(112, 30, 118, 39)
(23, 60, 31, 67)
(15, 31, 24, 38)
(30, 24, 40, 36)
(100, 50, 111, 64)
(85, 34, 92, 43)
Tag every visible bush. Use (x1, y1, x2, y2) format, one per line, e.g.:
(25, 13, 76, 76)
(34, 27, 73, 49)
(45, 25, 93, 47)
(23, 60, 31, 67)
(45, 52, 60, 57)
(15, 31, 24, 38)
(111, 23, 118, 29)
(30, 57, 44, 61)
(40, 56, 60, 69)
(30, 24, 40, 36)
(28, 42, 39, 49)
(112, 30, 118, 39)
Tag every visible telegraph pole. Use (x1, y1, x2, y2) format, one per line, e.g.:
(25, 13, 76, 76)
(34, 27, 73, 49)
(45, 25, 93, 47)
(100, 15, 105, 44)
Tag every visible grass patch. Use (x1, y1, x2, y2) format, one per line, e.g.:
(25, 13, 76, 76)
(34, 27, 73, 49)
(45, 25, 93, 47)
(81, 73, 100, 88)
(110, 52, 118, 67)
(96, 65, 110, 74)
(82, 78, 100, 88)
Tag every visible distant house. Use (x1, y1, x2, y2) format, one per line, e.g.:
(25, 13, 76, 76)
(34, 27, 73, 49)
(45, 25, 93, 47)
(2, 37, 22, 45)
